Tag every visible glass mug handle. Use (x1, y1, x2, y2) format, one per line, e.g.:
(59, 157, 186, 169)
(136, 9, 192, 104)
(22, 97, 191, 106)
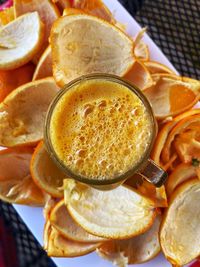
(138, 159, 167, 187)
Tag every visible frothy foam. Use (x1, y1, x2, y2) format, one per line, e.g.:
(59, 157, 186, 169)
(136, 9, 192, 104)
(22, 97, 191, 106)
(50, 79, 153, 180)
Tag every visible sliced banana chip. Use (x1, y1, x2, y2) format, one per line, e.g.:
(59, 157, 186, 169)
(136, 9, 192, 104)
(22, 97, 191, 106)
(160, 179, 200, 266)
(64, 179, 156, 239)
(50, 14, 134, 86)
(0, 77, 60, 147)
(50, 199, 106, 242)
(97, 214, 161, 265)
(0, 12, 44, 70)
(44, 221, 101, 257)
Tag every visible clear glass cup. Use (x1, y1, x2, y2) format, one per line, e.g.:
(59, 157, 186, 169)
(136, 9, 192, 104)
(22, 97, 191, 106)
(44, 74, 167, 190)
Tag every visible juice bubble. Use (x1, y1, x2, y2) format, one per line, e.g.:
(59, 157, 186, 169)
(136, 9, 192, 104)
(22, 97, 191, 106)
(76, 149, 87, 158)
(98, 100, 107, 109)
(74, 159, 84, 167)
(83, 104, 95, 117)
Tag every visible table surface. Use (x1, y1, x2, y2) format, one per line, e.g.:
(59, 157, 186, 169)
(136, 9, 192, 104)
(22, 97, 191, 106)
(0, 0, 200, 267)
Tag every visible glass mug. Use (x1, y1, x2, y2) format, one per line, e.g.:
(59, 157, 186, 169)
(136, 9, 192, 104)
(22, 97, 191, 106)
(44, 74, 167, 190)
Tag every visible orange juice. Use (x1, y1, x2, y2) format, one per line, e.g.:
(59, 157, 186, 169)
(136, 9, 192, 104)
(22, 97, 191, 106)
(49, 78, 154, 180)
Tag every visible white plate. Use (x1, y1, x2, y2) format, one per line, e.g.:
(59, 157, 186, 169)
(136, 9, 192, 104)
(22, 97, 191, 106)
(13, 1, 187, 266)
